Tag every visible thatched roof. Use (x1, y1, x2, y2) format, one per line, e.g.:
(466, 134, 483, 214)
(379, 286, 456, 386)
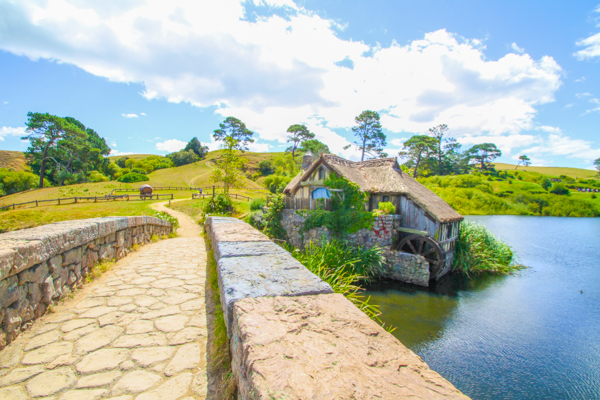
(284, 154, 463, 223)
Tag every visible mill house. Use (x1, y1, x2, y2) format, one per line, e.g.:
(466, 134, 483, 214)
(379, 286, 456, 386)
(283, 152, 464, 280)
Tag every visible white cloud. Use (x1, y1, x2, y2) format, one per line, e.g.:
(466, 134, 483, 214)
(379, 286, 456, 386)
(109, 149, 134, 156)
(111, 141, 117, 147)
(575, 5, 600, 60)
(575, 76, 586, 82)
(511, 42, 525, 53)
(0, 126, 26, 141)
(247, 141, 270, 152)
(583, 98, 600, 115)
(140, 112, 146, 116)
(0, 1, 563, 154)
(536, 125, 562, 134)
(2, 101, 7, 105)
(122, 113, 138, 118)
(522, 130, 600, 162)
(156, 139, 186, 152)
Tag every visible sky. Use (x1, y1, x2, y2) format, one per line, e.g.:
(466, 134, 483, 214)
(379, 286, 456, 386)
(0, 0, 599, 168)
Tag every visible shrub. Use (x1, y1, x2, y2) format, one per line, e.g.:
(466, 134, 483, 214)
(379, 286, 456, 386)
(117, 172, 149, 183)
(258, 160, 274, 176)
(378, 202, 395, 214)
(249, 197, 266, 211)
(246, 209, 265, 230)
(0, 169, 40, 195)
(263, 194, 287, 239)
(152, 211, 180, 230)
(87, 170, 109, 182)
(454, 221, 524, 275)
(202, 194, 234, 215)
(549, 183, 569, 195)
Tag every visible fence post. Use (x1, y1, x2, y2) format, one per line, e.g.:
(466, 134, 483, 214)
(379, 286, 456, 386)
(74, 197, 77, 204)
(58, 198, 61, 205)
(94, 197, 97, 203)
(12, 203, 15, 210)
(213, 185, 215, 199)
(36, 200, 38, 207)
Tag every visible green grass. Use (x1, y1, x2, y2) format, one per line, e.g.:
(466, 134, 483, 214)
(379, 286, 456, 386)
(168, 198, 251, 224)
(205, 236, 236, 398)
(454, 221, 525, 275)
(0, 200, 158, 232)
(493, 163, 599, 179)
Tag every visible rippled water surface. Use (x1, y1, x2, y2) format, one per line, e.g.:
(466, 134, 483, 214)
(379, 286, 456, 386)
(365, 216, 600, 400)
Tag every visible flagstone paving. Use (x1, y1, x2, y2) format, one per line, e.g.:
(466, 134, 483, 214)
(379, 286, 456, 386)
(0, 203, 208, 399)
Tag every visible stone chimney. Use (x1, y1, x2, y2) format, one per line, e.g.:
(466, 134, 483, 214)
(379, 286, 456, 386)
(301, 151, 313, 170)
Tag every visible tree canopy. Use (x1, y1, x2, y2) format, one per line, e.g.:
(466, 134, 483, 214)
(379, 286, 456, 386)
(22, 113, 108, 188)
(346, 110, 387, 161)
(184, 137, 208, 158)
(398, 135, 438, 178)
(466, 143, 502, 170)
(300, 139, 329, 156)
(516, 154, 531, 169)
(210, 136, 245, 193)
(427, 124, 464, 175)
(213, 117, 254, 151)
(594, 157, 600, 174)
(285, 124, 315, 160)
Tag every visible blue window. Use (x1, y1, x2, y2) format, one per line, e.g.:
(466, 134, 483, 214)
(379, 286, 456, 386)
(312, 188, 331, 199)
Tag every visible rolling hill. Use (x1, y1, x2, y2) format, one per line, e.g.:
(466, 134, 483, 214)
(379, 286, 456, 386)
(0, 150, 28, 172)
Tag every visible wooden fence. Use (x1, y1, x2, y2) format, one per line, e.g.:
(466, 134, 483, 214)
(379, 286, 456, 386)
(0, 194, 174, 211)
(192, 193, 251, 201)
(280, 196, 332, 210)
(110, 185, 269, 195)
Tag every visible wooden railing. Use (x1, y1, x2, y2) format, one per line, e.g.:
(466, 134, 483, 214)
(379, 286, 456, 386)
(0, 194, 174, 211)
(283, 196, 332, 210)
(192, 193, 251, 201)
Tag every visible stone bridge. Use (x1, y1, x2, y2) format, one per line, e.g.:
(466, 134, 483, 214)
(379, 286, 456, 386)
(0, 204, 469, 399)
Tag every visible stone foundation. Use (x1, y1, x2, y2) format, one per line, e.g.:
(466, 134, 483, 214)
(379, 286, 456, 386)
(0, 216, 172, 349)
(281, 210, 431, 286)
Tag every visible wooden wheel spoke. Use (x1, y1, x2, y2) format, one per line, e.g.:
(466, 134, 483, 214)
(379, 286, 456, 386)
(422, 248, 437, 257)
(417, 239, 425, 254)
(407, 240, 417, 254)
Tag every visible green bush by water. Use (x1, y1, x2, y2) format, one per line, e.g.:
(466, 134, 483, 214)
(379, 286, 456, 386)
(286, 240, 391, 330)
(454, 221, 525, 275)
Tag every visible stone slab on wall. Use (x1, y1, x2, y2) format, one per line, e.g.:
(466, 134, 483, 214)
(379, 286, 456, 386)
(205, 217, 333, 334)
(0, 216, 172, 349)
(231, 294, 470, 400)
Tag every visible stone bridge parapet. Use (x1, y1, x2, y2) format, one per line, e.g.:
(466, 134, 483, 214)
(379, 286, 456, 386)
(0, 216, 172, 349)
(205, 216, 470, 399)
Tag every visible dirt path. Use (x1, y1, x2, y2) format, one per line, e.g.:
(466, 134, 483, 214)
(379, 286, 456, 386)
(0, 203, 209, 399)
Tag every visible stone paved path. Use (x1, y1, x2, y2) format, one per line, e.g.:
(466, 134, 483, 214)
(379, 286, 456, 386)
(0, 202, 208, 399)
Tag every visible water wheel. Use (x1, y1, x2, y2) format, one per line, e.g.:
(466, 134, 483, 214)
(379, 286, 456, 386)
(393, 234, 445, 279)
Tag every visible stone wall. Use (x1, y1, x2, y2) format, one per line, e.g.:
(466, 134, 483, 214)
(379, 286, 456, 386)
(281, 210, 430, 286)
(205, 216, 470, 399)
(0, 216, 172, 349)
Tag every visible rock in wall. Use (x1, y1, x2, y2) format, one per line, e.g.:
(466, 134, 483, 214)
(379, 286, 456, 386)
(0, 216, 172, 349)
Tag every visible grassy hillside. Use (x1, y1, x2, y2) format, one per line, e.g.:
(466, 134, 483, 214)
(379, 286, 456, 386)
(0, 150, 277, 210)
(493, 163, 598, 179)
(0, 150, 28, 172)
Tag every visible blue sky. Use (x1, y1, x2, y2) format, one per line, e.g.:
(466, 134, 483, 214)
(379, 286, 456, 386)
(0, 0, 599, 168)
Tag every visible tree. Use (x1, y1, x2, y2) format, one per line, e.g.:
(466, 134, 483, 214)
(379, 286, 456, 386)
(594, 157, 600, 174)
(427, 124, 464, 175)
(466, 143, 502, 170)
(167, 150, 200, 166)
(516, 154, 531, 170)
(346, 110, 387, 161)
(541, 178, 552, 191)
(300, 139, 329, 156)
(258, 160, 274, 176)
(213, 117, 254, 151)
(210, 136, 245, 194)
(184, 137, 208, 158)
(398, 135, 438, 178)
(285, 124, 315, 161)
(22, 112, 85, 188)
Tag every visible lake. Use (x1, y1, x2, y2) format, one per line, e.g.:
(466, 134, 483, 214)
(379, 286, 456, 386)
(365, 216, 600, 400)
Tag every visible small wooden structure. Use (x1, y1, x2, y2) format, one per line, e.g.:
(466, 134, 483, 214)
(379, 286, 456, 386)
(283, 153, 464, 280)
(139, 184, 153, 199)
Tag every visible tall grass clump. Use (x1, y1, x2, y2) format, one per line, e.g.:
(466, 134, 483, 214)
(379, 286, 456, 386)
(286, 240, 393, 331)
(249, 197, 266, 211)
(454, 221, 524, 275)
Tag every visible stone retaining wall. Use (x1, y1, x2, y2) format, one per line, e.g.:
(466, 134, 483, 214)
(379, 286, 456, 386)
(281, 210, 430, 286)
(0, 216, 172, 349)
(205, 216, 469, 399)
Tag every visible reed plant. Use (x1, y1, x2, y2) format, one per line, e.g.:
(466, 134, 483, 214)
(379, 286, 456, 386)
(286, 240, 394, 331)
(454, 221, 525, 275)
